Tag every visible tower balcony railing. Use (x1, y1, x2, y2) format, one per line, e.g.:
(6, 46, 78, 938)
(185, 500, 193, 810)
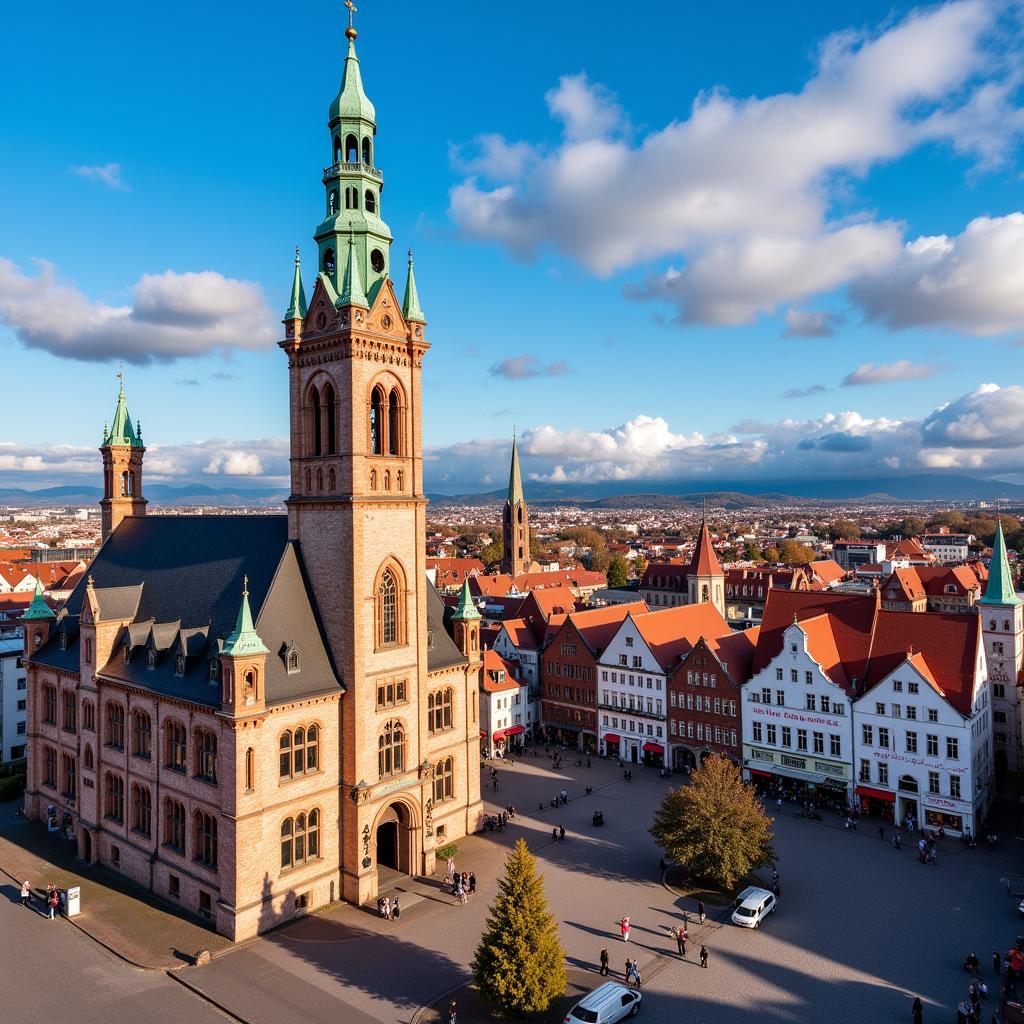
(322, 161, 384, 183)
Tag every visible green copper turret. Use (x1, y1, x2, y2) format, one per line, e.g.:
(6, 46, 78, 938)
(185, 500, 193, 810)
(222, 577, 270, 657)
(105, 376, 142, 447)
(285, 247, 308, 321)
(315, 18, 392, 303)
(980, 519, 1022, 606)
(23, 578, 55, 621)
(452, 578, 481, 621)
(402, 249, 425, 323)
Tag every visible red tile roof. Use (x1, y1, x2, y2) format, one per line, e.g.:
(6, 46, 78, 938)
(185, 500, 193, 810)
(689, 522, 723, 577)
(544, 601, 649, 653)
(704, 627, 760, 684)
(426, 558, 485, 587)
(808, 560, 846, 586)
(630, 603, 733, 669)
(482, 649, 523, 693)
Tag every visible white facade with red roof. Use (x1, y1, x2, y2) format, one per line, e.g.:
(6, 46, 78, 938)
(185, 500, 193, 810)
(479, 650, 533, 758)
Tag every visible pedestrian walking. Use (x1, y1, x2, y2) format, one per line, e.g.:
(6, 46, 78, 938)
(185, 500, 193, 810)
(599, 948, 609, 976)
(776, 798, 783, 812)
(559, 825, 566, 840)
(878, 825, 885, 840)
(676, 927, 687, 957)
(619, 916, 630, 942)
(383, 896, 391, 920)
(894, 833, 902, 850)
(448, 999, 458, 1024)
(699, 944, 709, 969)
(47, 885, 59, 920)
(20, 880, 30, 909)
(468, 872, 476, 895)
(994, 949, 1003, 975)
(698, 901, 706, 925)
(392, 897, 400, 920)
(629, 962, 642, 989)
(552, 827, 558, 842)
(912, 995, 923, 1024)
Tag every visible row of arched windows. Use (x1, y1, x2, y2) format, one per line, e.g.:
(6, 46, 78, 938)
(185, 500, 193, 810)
(334, 133, 372, 166)
(279, 726, 320, 780)
(369, 384, 403, 456)
(307, 381, 337, 457)
(368, 467, 403, 492)
(304, 466, 337, 494)
(281, 809, 321, 870)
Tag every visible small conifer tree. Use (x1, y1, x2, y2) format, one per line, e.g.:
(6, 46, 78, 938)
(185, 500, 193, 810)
(472, 838, 567, 1014)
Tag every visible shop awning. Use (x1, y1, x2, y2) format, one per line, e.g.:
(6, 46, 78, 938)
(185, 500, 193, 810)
(748, 769, 772, 778)
(492, 729, 508, 741)
(479, 731, 487, 739)
(505, 725, 525, 736)
(603, 733, 620, 744)
(642, 742, 664, 754)
(856, 785, 895, 802)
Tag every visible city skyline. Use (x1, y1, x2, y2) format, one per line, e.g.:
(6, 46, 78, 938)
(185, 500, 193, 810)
(2, 0, 1024, 495)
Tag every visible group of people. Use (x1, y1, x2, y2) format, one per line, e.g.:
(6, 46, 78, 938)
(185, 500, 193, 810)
(483, 806, 515, 833)
(917, 836, 939, 865)
(20, 880, 60, 919)
(375, 895, 401, 920)
(450, 870, 476, 904)
(551, 825, 567, 841)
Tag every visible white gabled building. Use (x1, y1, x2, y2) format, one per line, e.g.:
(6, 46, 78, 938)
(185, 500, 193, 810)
(853, 614, 991, 838)
(479, 650, 534, 758)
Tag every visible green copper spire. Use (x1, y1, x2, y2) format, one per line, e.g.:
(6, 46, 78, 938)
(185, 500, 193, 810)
(222, 576, 270, 657)
(104, 370, 142, 447)
(285, 247, 308, 321)
(328, 21, 376, 125)
(22, 578, 54, 621)
(507, 433, 524, 506)
(338, 227, 368, 308)
(402, 249, 425, 323)
(980, 518, 1022, 606)
(452, 578, 481, 621)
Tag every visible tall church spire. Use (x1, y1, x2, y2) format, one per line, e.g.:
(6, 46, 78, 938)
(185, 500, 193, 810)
(402, 250, 425, 323)
(339, 227, 368, 307)
(502, 434, 529, 576)
(316, 4, 392, 301)
(99, 370, 146, 542)
(284, 247, 308, 321)
(980, 518, 1022, 606)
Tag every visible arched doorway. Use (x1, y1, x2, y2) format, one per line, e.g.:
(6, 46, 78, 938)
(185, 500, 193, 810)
(79, 827, 92, 862)
(673, 747, 696, 771)
(374, 801, 415, 879)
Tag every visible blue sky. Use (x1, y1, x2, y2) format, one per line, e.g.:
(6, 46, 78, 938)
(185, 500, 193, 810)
(2, 0, 1023, 494)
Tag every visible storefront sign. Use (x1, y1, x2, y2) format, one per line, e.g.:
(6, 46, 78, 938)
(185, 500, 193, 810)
(814, 761, 846, 777)
(750, 748, 775, 762)
(780, 755, 806, 769)
(868, 749, 967, 775)
(923, 794, 970, 812)
(749, 705, 844, 729)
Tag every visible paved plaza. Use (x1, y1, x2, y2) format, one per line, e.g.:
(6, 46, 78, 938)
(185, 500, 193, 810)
(4, 755, 1023, 1022)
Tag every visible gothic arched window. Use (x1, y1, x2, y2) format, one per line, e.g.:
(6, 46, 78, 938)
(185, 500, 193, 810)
(121, 471, 130, 496)
(388, 389, 400, 455)
(377, 567, 400, 647)
(324, 383, 336, 454)
(345, 133, 358, 162)
(378, 720, 405, 778)
(333, 136, 341, 164)
(362, 136, 371, 164)
(365, 189, 376, 214)
(370, 387, 384, 455)
(311, 387, 322, 457)
(433, 756, 453, 803)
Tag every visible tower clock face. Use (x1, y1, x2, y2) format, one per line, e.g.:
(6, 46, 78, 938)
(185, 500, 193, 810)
(370, 248, 385, 273)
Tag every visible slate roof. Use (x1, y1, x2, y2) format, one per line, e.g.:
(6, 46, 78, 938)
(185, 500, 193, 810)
(428, 581, 468, 673)
(29, 516, 340, 707)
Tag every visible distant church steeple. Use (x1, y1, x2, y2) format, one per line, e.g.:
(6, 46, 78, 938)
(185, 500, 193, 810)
(502, 434, 530, 576)
(99, 369, 146, 542)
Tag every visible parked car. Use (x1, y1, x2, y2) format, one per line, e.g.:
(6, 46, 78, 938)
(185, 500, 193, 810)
(564, 982, 642, 1023)
(731, 885, 777, 928)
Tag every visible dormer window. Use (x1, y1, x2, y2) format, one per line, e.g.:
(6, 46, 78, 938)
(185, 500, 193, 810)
(123, 643, 131, 666)
(59, 631, 68, 651)
(175, 655, 185, 676)
(285, 646, 300, 674)
(146, 649, 156, 669)
(497, 670, 506, 682)
(208, 659, 220, 683)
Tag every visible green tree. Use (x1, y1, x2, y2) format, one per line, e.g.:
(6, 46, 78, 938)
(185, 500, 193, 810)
(480, 539, 503, 567)
(633, 554, 648, 579)
(650, 755, 774, 889)
(898, 516, 926, 537)
(606, 555, 630, 588)
(745, 540, 765, 561)
(777, 539, 816, 565)
(829, 520, 861, 541)
(472, 839, 567, 1014)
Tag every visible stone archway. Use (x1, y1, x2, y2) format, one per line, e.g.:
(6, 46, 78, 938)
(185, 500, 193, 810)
(373, 800, 416, 878)
(80, 828, 92, 863)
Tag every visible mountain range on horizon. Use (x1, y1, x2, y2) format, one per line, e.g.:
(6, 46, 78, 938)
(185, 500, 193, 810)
(2, 473, 1023, 510)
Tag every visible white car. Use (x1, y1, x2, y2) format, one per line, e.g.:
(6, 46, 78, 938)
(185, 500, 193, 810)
(564, 982, 642, 1023)
(731, 885, 777, 928)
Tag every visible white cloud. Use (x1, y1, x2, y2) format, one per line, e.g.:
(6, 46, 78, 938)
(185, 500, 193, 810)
(849, 213, 1024, 336)
(450, 1, 1024, 326)
(69, 163, 128, 191)
(0, 259, 278, 363)
(203, 451, 265, 476)
(841, 360, 939, 386)
(490, 354, 570, 380)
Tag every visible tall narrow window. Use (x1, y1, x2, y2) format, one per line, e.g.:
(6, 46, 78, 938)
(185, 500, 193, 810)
(365, 189, 376, 214)
(245, 747, 255, 792)
(104, 772, 124, 822)
(324, 384, 336, 454)
(164, 798, 185, 852)
(121, 471, 129, 496)
(370, 387, 383, 454)
(194, 811, 218, 868)
(131, 784, 152, 837)
(166, 720, 186, 772)
(345, 133, 358, 162)
(195, 729, 217, 783)
(379, 569, 398, 646)
(61, 753, 76, 800)
(132, 711, 152, 759)
(378, 720, 405, 778)
(311, 387, 322, 457)
(388, 390, 400, 455)
(362, 136, 371, 164)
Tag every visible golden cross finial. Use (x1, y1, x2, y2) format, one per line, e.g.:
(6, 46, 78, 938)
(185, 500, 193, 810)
(345, 0, 357, 29)
(243, 574, 249, 596)
(116, 361, 124, 392)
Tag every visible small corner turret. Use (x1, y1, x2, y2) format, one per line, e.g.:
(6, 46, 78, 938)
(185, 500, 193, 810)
(220, 576, 269, 716)
(99, 369, 147, 542)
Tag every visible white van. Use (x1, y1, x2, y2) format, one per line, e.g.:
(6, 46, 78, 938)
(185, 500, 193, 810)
(731, 885, 776, 928)
(564, 982, 641, 1023)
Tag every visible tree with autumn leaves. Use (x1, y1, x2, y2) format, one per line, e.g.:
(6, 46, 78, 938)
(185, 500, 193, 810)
(651, 755, 775, 889)
(472, 839, 566, 1014)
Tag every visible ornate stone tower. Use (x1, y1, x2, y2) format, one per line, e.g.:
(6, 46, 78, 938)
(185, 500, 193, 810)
(451, 579, 481, 660)
(501, 434, 530, 576)
(99, 374, 147, 542)
(281, 8, 450, 905)
(980, 518, 1023, 774)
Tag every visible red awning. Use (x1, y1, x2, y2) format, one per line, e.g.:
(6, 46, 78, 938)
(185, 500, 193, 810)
(748, 769, 772, 778)
(642, 742, 664, 754)
(492, 730, 507, 742)
(479, 731, 486, 739)
(505, 725, 525, 736)
(603, 734, 620, 743)
(855, 785, 895, 802)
